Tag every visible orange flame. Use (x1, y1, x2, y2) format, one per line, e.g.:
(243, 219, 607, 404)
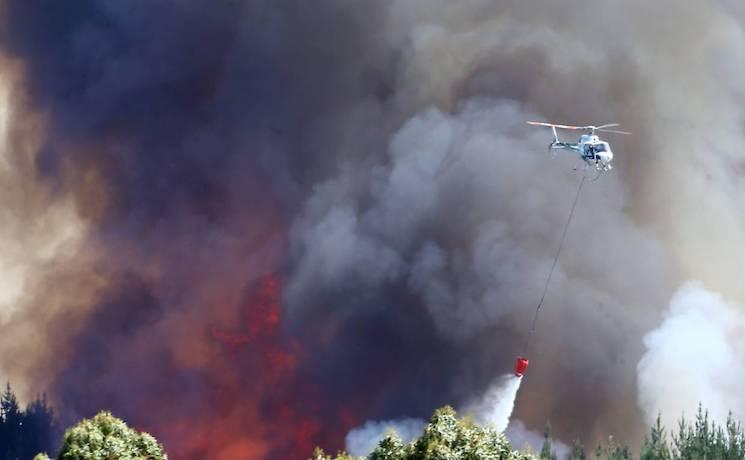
(147, 273, 358, 459)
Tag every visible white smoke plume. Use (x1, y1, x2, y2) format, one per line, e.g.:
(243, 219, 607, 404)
(505, 419, 570, 459)
(345, 418, 426, 457)
(637, 282, 745, 430)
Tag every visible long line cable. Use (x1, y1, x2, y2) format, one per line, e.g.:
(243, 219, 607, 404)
(523, 172, 586, 353)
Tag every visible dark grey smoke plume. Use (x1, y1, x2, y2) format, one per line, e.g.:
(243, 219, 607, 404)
(1, 0, 744, 457)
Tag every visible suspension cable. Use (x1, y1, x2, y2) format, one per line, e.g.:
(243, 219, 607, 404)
(523, 172, 586, 353)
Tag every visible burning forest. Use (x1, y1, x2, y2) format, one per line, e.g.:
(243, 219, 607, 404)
(2, 1, 745, 459)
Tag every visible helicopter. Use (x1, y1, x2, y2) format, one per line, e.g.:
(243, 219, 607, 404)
(527, 121, 630, 176)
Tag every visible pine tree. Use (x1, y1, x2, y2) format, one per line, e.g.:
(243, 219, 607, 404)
(609, 445, 632, 460)
(594, 443, 604, 460)
(568, 439, 587, 460)
(22, 393, 60, 459)
(725, 413, 744, 459)
(669, 405, 745, 460)
(692, 405, 713, 458)
(595, 436, 631, 460)
(1, 382, 23, 460)
(540, 421, 558, 460)
(640, 414, 671, 460)
(672, 415, 690, 460)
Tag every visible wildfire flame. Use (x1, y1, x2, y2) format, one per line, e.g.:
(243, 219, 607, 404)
(141, 274, 359, 459)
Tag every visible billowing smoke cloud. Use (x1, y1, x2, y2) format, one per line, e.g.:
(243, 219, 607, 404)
(285, 0, 745, 448)
(637, 282, 745, 430)
(289, 96, 671, 445)
(1, 0, 745, 458)
(0, 54, 104, 403)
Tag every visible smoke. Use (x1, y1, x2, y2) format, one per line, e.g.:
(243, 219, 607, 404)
(285, 0, 745, 448)
(637, 282, 745, 430)
(345, 418, 426, 457)
(346, 374, 521, 457)
(1, 0, 745, 458)
(289, 95, 671, 445)
(0, 54, 103, 402)
(506, 420, 571, 459)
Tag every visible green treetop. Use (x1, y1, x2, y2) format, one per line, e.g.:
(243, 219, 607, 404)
(48, 411, 167, 460)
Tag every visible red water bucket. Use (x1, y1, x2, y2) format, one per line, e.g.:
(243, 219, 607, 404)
(514, 356, 529, 377)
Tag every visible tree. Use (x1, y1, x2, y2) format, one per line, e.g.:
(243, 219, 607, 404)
(0, 383, 60, 459)
(640, 415, 670, 460)
(52, 411, 167, 460)
(670, 405, 745, 460)
(311, 447, 355, 460)
(369, 435, 407, 460)
(594, 443, 604, 460)
(594, 437, 632, 460)
(1, 382, 23, 460)
(540, 422, 558, 460)
(724, 413, 744, 459)
(23, 394, 61, 460)
(568, 439, 587, 460)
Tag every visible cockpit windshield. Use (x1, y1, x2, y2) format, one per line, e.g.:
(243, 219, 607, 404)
(594, 143, 608, 152)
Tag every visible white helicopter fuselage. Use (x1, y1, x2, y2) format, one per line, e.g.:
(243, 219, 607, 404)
(550, 131, 614, 171)
(578, 134, 613, 168)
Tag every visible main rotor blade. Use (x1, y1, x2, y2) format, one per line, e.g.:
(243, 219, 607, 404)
(597, 128, 632, 135)
(595, 123, 621, 129)
(527, 121, 586, 130)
